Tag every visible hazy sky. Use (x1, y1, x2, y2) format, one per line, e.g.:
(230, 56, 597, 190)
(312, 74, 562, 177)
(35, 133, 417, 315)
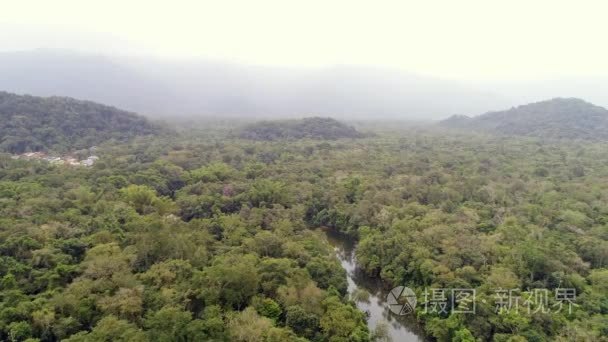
(2, 0, 608, 80)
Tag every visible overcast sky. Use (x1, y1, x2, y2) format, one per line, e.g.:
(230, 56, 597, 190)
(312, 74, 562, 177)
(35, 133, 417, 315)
(2, 0, 607, 81)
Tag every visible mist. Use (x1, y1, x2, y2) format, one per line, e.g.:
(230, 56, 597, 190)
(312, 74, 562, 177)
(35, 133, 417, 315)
(1, 49, 608, 121)
(2, 1, 608, 119)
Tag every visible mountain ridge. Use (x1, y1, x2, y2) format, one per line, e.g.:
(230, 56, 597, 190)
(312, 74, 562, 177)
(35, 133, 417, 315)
(440, 97, 608, 140)
(0, 91, 162, 153)
(238, 117, 365, 141)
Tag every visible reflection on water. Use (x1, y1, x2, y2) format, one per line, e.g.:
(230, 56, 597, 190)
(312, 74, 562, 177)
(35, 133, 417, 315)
(324, 229, 427, 342)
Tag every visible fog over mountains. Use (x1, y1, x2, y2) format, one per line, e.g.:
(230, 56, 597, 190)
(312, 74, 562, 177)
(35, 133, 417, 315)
(1, 49, 607, 120)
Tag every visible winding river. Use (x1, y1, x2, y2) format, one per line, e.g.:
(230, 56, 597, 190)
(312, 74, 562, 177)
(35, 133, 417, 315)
(324, 229, 427, 342)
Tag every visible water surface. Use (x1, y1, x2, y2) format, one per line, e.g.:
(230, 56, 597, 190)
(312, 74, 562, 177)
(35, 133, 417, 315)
(324, 229, 427, 342)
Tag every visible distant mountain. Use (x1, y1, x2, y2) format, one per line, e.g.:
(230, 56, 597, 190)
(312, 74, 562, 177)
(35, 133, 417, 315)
(440, 98, 608, 140)
(239, 117, 364, 140)
(0, 50, 176, 115)
(0, 91, 161, 153)
(438, 114, 472, 129)
(0, 49, 509, 120)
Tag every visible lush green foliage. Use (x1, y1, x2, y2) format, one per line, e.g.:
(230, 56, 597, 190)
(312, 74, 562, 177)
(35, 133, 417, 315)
(239, 117, 364, 141)
(0, 92, 162, 153)
(442, 98, 608, 140)
(0, 126, 367, 341)
(0, 120, 607, 341)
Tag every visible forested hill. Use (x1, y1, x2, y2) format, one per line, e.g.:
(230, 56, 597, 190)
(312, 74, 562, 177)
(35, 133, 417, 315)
(0, 91, 161, 153)
(440, 98, 608, 140)
(239, 117, 365, 140)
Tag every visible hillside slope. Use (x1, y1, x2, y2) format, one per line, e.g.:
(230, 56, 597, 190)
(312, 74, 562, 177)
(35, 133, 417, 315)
(440, 98, 608, 140)
(0, 91, 161, 153)
(239, 117, 364, 140)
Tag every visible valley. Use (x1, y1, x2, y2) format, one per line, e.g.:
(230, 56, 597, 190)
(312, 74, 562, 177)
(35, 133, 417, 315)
(1, 97, 607, 340)
(4, 2, 608, 341)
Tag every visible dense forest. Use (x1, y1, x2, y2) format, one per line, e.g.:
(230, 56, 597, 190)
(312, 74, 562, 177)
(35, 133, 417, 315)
(0, 115, 607, 341)
(0, 92, 162, 154)
(238, 117, 365, 141)
(441, 98, 608, 140)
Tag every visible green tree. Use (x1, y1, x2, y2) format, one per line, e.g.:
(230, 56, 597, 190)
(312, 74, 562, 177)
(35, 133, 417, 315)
(63, 315, 146, 342)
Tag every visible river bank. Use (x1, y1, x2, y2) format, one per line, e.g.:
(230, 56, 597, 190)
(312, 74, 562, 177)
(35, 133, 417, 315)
(323, 229, 428, 341)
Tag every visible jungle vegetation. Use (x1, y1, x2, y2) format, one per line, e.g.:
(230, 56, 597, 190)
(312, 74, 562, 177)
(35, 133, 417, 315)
(0, 92, 162, 154)
(0, 116, 606, 341)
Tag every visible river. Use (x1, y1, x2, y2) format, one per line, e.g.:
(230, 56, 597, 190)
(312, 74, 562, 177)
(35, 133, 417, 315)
(324, 229, 428, 342)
